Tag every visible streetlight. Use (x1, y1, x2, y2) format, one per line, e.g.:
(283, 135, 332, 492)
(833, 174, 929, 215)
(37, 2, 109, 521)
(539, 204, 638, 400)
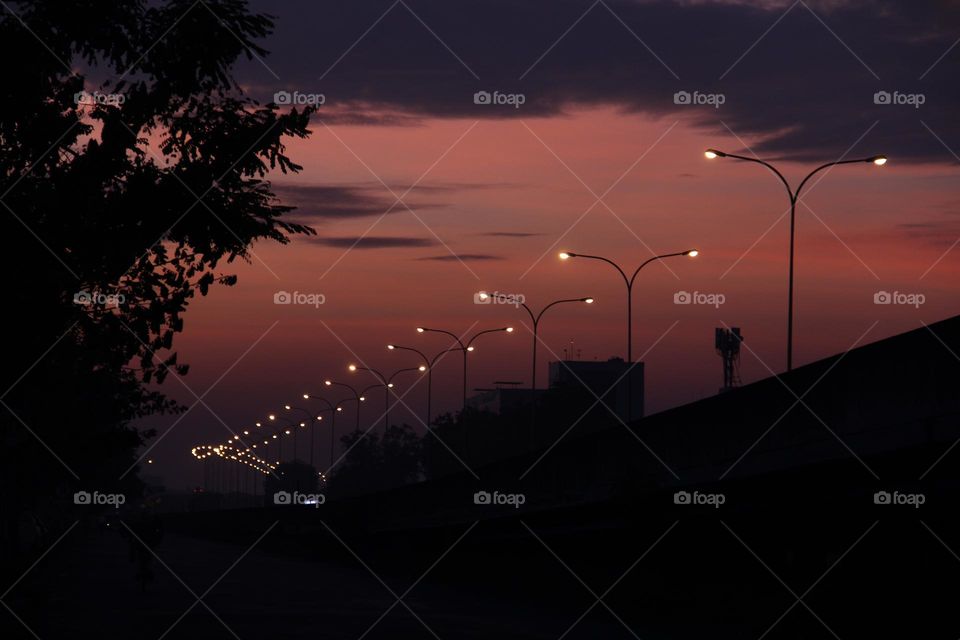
(416, 326, 513, 458)
(267, 413, 299, 461)
(323, 380, 365, 431)
(559, 249, 697, 422)
(303, 393, 359, 469)
(477, 292, 594, 442)
(559, 250, 696, 365)
(350, 364, 427, 432)
(704, 148, 886, 370)
(284, 404, 320, 468)
(386, 366, 425, 430)
(387, 344, 456, 428)
(416, 326, 514, 410)
(348, 365, 392, 431)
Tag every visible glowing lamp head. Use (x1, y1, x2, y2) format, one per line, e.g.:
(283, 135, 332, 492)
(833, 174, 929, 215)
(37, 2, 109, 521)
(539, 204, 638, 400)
(336, 407, 343, 412)
(416, 327, 425, 333)
(255, 422, 262, 427)
(559, 251, 573, 260)
(466, 346, 475, 352)
(348, 364, 357, 372)
(302, 393, 310, 399)
(324, 380, 332, 386)
(387, 383, 394, 388)
(870, 155, 887, 165)
(505, 327, 514, 333)
(387, 344, 396, 350)
(704, 148, 725, 159)
(687, 249, 699, 257)
(359, 396, 366, 402)
(584, 297, 594, 304)
(418, 365, 427, 372)
(268, 414, 276, 421)
(284, 404, 291, 410)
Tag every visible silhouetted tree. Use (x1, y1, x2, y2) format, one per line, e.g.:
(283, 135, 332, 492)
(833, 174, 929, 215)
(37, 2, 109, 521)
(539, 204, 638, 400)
(0, 0, 314, 562)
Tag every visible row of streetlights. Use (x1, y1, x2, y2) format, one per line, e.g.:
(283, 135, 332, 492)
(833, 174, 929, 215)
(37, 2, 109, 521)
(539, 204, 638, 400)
(194, 147, 888, 478)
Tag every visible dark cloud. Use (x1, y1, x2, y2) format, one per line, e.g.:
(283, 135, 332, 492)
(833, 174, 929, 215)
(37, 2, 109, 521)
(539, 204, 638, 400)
(478, 231, 544, 237)
(272, 184, 404, 220)
(308, 236, 437, 248)
(896, 218, 960, 246)
(417, 254, 505, 261)
(272, 181, 514, 220)
(242, 0, 960, 163)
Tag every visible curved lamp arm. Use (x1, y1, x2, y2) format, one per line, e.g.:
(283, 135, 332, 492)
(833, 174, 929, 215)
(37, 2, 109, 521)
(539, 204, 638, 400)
(417, 326, 466, 351)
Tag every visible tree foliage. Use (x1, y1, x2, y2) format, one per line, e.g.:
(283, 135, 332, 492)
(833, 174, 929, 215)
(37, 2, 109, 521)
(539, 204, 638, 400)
(0, 0, 314, 545)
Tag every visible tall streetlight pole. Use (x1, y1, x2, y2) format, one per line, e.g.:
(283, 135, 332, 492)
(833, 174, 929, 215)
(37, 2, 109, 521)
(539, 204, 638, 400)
(323, 380, 365, 431)
(351, 365, 427, 432)
(559, 249, 698, 422)
(704, 148, 887, 371)
(386, 367, 426, 429)
(283, 405, 322, 468)
(387, 345, 452, 428)
(303, 393, 357, 469)
(266, 413, 300, 461)
(270, 412, 308, 462)
(348, 365, 392, 431)
(477, 292, 594, 444)
(416, 326, 514, 410)
(417, 326, 514, 458)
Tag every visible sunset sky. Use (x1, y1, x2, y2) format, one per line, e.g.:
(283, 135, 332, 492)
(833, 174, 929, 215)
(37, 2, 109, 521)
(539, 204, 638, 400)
(137, 0, 960, 488)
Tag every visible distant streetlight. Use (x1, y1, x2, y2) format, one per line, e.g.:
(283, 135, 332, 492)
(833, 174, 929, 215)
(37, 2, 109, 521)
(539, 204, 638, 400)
(387, 345, 456, 428)
(416, 326, 514, 410)
(266, 413, 299, 461)
(705, 148, 886, 370)
(476, 292, 594, 442)
(323, 380, 365, 431)
(348, 365, 392, 431)
(558, 250, 697, 364)
(559, 249, 697, 422)
(283, 404, 320, 467)
(303, 393, 359, 469)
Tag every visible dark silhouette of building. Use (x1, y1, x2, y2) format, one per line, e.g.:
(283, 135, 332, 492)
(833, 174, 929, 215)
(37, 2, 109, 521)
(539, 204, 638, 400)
(548, 357, 644, 420)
